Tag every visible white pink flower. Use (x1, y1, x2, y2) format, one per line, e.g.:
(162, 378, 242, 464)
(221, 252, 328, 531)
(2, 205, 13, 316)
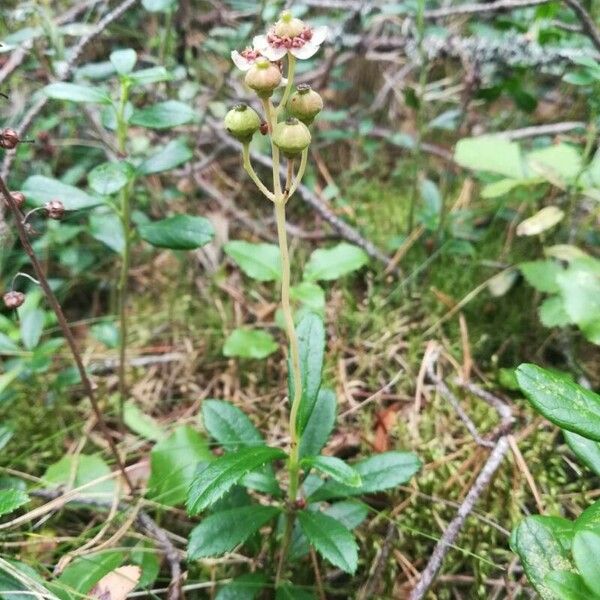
(231, 48, 263, 72)
(252, 24, 328, 62)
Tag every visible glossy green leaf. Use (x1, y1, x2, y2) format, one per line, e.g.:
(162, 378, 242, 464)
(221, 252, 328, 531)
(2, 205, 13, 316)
(310, 451, 421, 501)
(223, 329, 278, 360)
(138, 215, 214, 250)
(201, 399, 263, 450)
(215, 573, 267, 600)
(324, 500, 369, 530)
(138, 139, 193, 175)
(18, 307, 44, 350)
(124, 401, 165, 442)
(299, 388, 336, 459)
(516, 363, 600, 441)
(544, 571, 593, 600)
(297, 510, 358, 573)
(301, 455, 361, 487)
(510, 516, 575, 600)
(564, 430, 600, 477)
(128, 66, 171, 86)
(22, 175, 101, 210)
(88, 161, 134, 196)
(187, 446, 286, 514)
(130, 101, 197, 129)
(147, 426, 212, 506)
(89, 211, 125, 254)
(42, 454, 116, 499)
(0, 489, 28, 517)
(188, 505, 280, 559)
(110, 48, 137, 75)
(520, 261, 562, 294)
(44, 82, 112, 104)
(288, 313, 325, 434)
(275, 584, 315, 600)
(224, 241, 281, 282)
(539, 296, 571, 328)
(573, 529, 600, 592)
(303, 243, 369, 282)
(454, 136, 525, 179)
(575, 500, 600, 533)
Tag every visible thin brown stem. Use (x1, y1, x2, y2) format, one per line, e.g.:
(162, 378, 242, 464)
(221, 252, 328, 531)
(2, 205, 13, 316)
(0, 175, 133, 492)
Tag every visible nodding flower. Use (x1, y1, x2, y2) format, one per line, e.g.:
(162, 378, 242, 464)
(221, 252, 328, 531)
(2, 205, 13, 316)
(252, 12, 328, 62)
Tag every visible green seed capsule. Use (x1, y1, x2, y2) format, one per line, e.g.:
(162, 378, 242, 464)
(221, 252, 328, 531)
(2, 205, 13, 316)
(274, 11, 305, 38)
(287, 84, 323, 125)
(272, 117, 311, 158)
(245, 59, 282, 98)
(224, 104, 261, 142)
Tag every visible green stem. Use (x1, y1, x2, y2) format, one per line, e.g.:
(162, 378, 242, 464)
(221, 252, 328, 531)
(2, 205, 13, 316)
(277, 55, 296, 118)
(242, 143, 275, 201)
(287, 149, 308, 200)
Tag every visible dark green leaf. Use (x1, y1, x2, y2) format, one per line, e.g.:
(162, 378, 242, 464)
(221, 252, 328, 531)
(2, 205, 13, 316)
(510, 516, 575, 600)
(572, 529, 600, 591)
(310, 451, 421, 501)
(0, 489, 28, 517)
(188, 505, 279, 559)
(138, 215, 214, 250)
(56, 550, 124, 598)
(130, 101, 197, 129)
(44, 82, 112, 104)
(223, 329, 278, 360)
(224, 241, 281, 282)
(303, 243, 368, 282)
(275, 584, 315, 600)
(88, 161, 134, 196)
(299, 388, 336, 459)
(148, 426, 212, 506)
(564, 430, 600, 477)
(297, 510, 358, 574)
(575, 500, 600, 533)
(516, 363, 600, 441)
(22, 176, 101, 210)
(215, 573, 267, 600)
(187, 446, 286, 514)
(301, 456, 361, 487)
(201, 400, 263, 450)
(544, 571, 593, 600)
(324, 500, 369, 530)
(138, 139, 193, 175)
(288, 313, 325, 434)
(89, 211, 125, 254)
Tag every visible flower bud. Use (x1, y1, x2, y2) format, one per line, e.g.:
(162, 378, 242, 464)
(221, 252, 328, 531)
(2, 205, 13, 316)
(244, 59, 282, 97)
(45, 199, 65, 220)
(224, 104, 261, 142)
(287, 84, 323, 125)
(3, 291, 25, 309)
(272, 117, 311, 158)
(274, 11, 306, 39)
(0, 129, 20, 150)
(10, 191, 25, 209)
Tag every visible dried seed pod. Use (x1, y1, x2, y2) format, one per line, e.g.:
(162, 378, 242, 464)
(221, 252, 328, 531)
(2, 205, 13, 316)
(3, 290, 25, 309)
(45, 199, 65, 220)
(10, 191, 25, 209)
(0, 128, 20, 150)
(224, 104, 262, 142)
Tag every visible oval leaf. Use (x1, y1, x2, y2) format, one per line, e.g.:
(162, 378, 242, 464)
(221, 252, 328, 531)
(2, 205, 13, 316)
(138, 215, 214, 250)
(22, 175, 101, 210)
(130, 101, 197, 129)
(516, 206, 564, 237)
(88, 162, 134, 196)
(138, 139, 193, 175)
(223, 329, 277, 360)
(0, 489, 29, 517)
(301, 455, 361, 487)
(304, 243, 368, 281)
(201, 400, 263, 450)
(299, 388, 336, 459)
(572, 530, 600, 592)
(44, 82, 112, 104)
(224, 241, 281, 282)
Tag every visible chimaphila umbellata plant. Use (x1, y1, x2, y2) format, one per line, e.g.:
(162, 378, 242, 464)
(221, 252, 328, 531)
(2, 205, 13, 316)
(185, 11, 421, 597)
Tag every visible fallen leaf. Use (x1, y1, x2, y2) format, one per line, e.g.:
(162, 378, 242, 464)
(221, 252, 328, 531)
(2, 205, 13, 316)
(373, 405, 400, 453)
(516, 206, 564, 236)
(90, 565, 141, 600)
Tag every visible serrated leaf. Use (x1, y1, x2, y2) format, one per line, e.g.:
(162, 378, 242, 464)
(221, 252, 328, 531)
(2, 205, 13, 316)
(138, 139, 193, 175)
(0, 489, 29, 517)
(510, 516, 575, 600)
(564, 430, 600, 477)
(324, 500, 369, 530)
(22, 176, 101, 210)
(288, 313, 325, 434)
(188, 505, 279, 559)
(516, 363, 600, 441)
(187, 446, 286, 514)
(303, 243, 368, 281)
(138, 215, 214, 250)
(297, 510, 358, 574)
(147, 426, 212, 506)
(88, 162, 134, 196)
(44, 82, 112, 104)
(309, 451, 421, 501)
(223, 241, 281, 282)
(301, 456, 361, 487)
(299, 388, 336, 459)
(130, 101, 197, 129)
(110, 49, 137, 75)
(223, 329, 277, 360)
(520, 261, 562, 294)
(572, 529, 600, 592)
(201, 400, 263, 451)
(516, 206, 564, 237)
